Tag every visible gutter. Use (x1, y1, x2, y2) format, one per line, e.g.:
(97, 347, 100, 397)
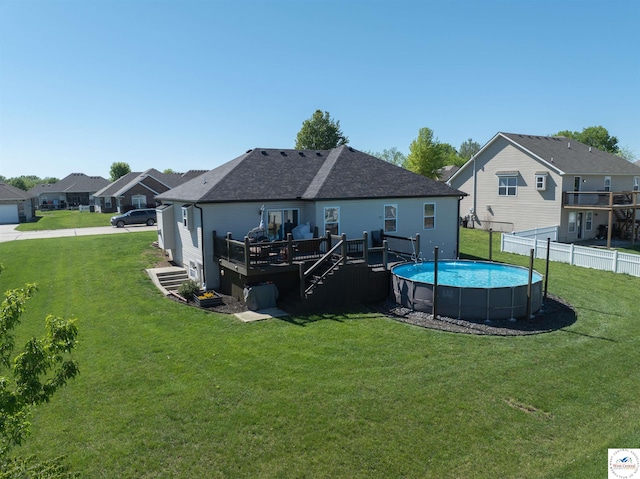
(193, 202, 206, 288)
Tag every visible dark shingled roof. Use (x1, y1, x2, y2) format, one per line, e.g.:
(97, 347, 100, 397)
(27, 173, 109, 195)
(157, 146, 464, 203)
(500, 133, 640, 175)
(0, 183, 34, 201)
(93, 168, 201, 198)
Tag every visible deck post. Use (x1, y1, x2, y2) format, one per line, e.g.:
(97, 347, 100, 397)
(244, 236, 251, 272)
(383, 240, 388, 270)
(226, 232, 232, 261)
(326, 230, 332, 252)
(341, 234, 347, 265)
(299, 262, 305, 298)
(362, 231, 369, 265)
(286, 233, 294, 265)
(415, 233, 420, 260)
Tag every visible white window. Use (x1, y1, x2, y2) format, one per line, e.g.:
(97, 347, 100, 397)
(182, 204, 193, 230)
(634, 176, 639, 191)
(568, 212, 576, 233)
(423, 203, 435, 230)
(498, 176, 517, 196)
(604, 176, 611, 192)
(324, 207, 339, 235)
(585, 211, 593, 231)
(384, 204, 397, 233)
(535, 174, 547, 191)
(132, 195, 146, 209)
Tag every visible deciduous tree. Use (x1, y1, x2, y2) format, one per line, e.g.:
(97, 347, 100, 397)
(366, 147, 407, 167)
(405, 128, 446, 179)
(0, 265, 79, 462)
(295, 110, 348, 150)
(109, 162, 131, 181)
(556, 125, 619, 154)
(459, 138, 481, 161)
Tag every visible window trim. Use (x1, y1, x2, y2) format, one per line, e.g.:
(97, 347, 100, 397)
(634, 176, 639, 192)
(384, 204, 397, 233)
(498, 175, 518, 196)
(535, 173, 547, 191)
(182, 204, 193, 230)
(604, 176, 611, 192)
(132, 194, 147, 209)
(423, 202, 436, 230)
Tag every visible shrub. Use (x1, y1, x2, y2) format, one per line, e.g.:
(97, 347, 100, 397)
(177, 280, 200, 300)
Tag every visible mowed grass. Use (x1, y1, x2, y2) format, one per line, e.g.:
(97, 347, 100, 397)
(1, 229, 639, 478)
(16, 209, 113, 230)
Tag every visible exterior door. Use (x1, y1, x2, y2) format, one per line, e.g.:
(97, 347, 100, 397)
(577, 212, 583, 240)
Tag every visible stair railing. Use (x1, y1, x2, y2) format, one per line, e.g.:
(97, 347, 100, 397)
(299, 234, 346, 298)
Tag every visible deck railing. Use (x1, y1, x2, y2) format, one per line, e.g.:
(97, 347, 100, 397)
(214, 230, 390, 273)
(562, 191, 639, 207)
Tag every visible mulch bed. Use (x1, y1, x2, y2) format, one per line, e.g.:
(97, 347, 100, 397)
(375, 293, 577, 336)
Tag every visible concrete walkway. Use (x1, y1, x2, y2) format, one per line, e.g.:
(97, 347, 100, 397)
(0, 223, 158, 243)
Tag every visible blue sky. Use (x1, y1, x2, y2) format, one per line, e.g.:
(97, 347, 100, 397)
(1, 0, 638, 180)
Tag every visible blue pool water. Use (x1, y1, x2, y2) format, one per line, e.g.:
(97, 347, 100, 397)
(392, 261, 543, 288)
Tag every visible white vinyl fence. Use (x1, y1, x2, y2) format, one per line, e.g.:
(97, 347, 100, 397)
(502, 233, 640, 278)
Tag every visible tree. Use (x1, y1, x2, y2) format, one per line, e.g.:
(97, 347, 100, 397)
(555, 125, 619, 154)
(0, 265, 79, 461)
(459, 138, 481, 161)
(109, 162, 131, 181)
(295, 110, 348, 150)
(405, 127, 447, 179)
(366, 147, 406, 167)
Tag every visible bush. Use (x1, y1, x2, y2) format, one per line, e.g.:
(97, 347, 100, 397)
(177, 280, 200, 300)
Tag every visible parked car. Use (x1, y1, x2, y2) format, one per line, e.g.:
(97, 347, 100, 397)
(110, 209, 157, 227)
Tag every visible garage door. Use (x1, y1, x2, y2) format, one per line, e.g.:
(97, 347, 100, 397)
(0, 204, 19, 224)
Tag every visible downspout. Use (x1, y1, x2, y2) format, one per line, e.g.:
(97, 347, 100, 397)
(472, 156, 477, 228)
(194, 202, 206, 288)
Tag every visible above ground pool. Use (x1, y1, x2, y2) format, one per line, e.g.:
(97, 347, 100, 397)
(392, 260, 543, 321)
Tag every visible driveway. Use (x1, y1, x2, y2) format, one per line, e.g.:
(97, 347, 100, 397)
(0, 224, 158, 243)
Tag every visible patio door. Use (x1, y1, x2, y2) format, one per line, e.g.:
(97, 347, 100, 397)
(267, 208, 299, 240)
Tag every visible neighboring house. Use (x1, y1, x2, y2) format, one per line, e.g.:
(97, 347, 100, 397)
(448, 132, 640, 244)
(437, 165, 460, 182)
(0, 183, 35, 224)
(155, 145, 465, 306)
(92, 168, 207, 213)
(28, 173, 110, 209)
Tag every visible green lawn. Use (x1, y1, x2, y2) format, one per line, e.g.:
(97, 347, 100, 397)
(1, 228, 639, 478)
(16, 209, 113, 230)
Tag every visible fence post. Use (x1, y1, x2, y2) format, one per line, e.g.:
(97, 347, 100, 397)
(489, 229, 493, 261)
(415, 233, 421, 260)
(382, 240, 388, 270)
(613, 250, 619, 273)
(526, 249, 534, 319)
(433, 246, 439, 318)
(544, 238, 550, 301)
(569, 243, 575, 265)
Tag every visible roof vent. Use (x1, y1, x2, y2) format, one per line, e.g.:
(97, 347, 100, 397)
(568, 142, 571, 149)
(298, 152, 305, 157)
(246, 149, 252, 153)
(280, 151, 287, 156)
(261, 150, 268, 155)
(589, 147, 592, 152)
(316, 152, 322, 156)
(550, 157, 554, 163)
(348, 147, 354, 152)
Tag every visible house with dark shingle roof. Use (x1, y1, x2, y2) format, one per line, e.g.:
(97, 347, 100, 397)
(448, 132, 640, 244)
(155, 145, 466, 299)
(0, 183, 36, 224)
(28, 173, 110, 209)
(92, 168, 207, 213)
